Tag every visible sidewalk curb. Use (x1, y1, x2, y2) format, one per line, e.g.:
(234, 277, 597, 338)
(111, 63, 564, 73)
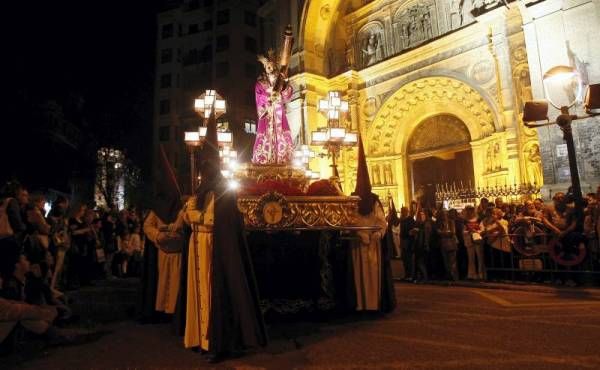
(395, 279, 600, 296)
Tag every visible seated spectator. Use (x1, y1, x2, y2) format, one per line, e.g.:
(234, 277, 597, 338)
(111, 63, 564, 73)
(24, 192, 52, 281)
(0, 181, 28, 256)
(115, 229, 143, 277)
(0, 274, 58, 354)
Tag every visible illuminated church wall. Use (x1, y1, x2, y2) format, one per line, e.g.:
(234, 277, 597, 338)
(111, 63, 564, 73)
(289, 0, 598, 205)
(522, 0, 600, 196)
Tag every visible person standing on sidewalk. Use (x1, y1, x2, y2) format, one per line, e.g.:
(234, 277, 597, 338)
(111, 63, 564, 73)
(463, 206, 486, 280)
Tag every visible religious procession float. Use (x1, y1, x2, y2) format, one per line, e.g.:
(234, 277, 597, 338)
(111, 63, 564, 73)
(180, 26, 388, 315)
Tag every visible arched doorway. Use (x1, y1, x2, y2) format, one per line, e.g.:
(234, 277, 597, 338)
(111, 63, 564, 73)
(408, 114, 474, 208)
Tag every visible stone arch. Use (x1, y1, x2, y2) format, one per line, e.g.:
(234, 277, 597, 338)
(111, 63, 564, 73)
(366, 76, 498, 157)
(299, 0, 345, 75)
(407, 114, 471, 154)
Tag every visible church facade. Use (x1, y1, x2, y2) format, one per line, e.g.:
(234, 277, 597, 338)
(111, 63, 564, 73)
(277, 0, 600, 206)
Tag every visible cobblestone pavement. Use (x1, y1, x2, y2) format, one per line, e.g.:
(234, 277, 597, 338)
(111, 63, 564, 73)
(9, 283, 600, 370)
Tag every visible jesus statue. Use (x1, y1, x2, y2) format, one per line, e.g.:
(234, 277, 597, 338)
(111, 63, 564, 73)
(251, 50, 294, 165)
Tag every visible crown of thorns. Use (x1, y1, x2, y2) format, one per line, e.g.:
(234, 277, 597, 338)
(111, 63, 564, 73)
(257, 49, 280, 67)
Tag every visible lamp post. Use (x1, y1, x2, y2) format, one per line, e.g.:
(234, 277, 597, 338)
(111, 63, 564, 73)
(522, 66, 599, 217)
(311, 91, 358, 187)
(184, 90, 230, 191)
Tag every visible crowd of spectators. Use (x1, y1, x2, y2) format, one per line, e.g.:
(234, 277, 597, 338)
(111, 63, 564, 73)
(0, 180, 143, 353)
(390, 185, 600, 285)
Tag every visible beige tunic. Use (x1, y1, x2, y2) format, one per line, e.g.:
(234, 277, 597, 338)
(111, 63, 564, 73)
(143, 211, 184, 314)
(352, 202, 387, 311)
(183, 193, 215, 350)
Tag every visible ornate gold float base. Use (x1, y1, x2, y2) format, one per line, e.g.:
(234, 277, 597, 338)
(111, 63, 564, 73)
(237, 192, 361, 230)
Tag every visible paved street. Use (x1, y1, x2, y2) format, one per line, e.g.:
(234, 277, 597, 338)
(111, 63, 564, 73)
(8, 283, 600, 370)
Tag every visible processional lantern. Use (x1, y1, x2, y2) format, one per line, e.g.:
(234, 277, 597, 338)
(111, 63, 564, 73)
(184, 89, 233, 191)
(311, 91, 358, 183)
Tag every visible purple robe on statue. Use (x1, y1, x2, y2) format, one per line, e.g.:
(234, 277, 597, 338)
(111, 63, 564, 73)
(251, 80, 294, 165)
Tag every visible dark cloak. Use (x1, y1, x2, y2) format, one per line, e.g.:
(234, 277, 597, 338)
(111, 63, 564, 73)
(382, 228, 398, 313)
(207, 182, 268, 355)
(173, 226, 191, 336)
(138, 236, 159, 323)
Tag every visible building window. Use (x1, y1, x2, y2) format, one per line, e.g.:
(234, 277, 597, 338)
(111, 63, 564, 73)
(183, 49, 199, 66)
(244, 36, 256, 53)
(161, 48, 173, 64)
(186, 0, 200, 10)
(245, 63, 256, 78)
(216, 9, 230, 25)
(244, 11, 256, 27)
(188, 24, 199, 34)
(217, 62, 229, 78)
(203, 20, 212, 31)
(160, 74, 171, 88)
(159, 126, 170, 141)
(216, 35, 229, 52)
(159, 100, 170, 115)
(200, 45, 212, 62)
(161, 23, 173, 39)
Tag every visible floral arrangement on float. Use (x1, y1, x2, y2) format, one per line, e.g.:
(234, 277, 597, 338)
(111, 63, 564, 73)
(237, 178, 342, 197)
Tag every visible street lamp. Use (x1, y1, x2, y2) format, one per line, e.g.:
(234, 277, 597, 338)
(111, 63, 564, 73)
(522, 65, 599, 215)
(311, 91, 358, 186)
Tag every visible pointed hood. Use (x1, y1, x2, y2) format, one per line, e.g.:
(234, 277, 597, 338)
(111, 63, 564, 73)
(387, 197, 400, 226)
(201, 112, 220, 165)
(196, 113, 224, 207)
(151, 145, 182, 224)
(352, 135, 376, 215)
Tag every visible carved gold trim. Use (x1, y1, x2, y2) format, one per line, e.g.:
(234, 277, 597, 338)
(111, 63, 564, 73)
(238, 193, 360, 230)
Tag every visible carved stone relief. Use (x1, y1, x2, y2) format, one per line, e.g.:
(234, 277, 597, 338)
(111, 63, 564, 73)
(392, 1, 438, 53)
(371, 163, 382, 185)
(524, 142, 543, 186)
(362, 96, 379, 118)
(320, 4, 331, 20)
(470, 59, 495, 85)
(383, 162, 394, 185)
(485, 141, 502, 173)
(357, 22, 386, 68)
(408, 114, 471, 154)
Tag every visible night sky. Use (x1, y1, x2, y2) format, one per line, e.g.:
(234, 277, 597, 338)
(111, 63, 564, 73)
(5, 0, 159, 193)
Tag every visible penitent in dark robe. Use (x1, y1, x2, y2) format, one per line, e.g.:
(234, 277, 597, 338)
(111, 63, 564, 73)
(183, 114, 267, 359)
